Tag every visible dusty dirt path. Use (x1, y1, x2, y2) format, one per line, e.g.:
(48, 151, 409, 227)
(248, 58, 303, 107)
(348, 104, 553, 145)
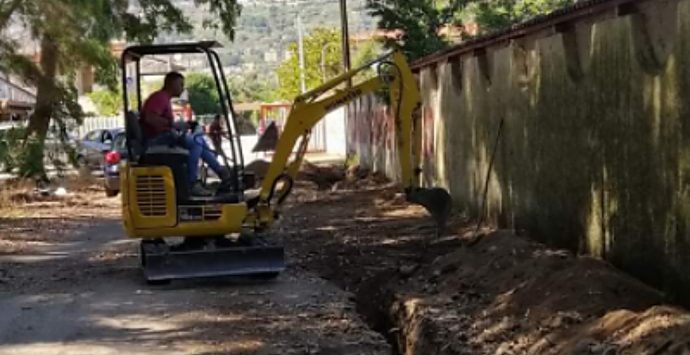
(0, 185, 389, 355)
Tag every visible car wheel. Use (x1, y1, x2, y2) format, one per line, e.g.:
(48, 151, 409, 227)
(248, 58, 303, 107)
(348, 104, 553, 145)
(105, 189, 119, 197)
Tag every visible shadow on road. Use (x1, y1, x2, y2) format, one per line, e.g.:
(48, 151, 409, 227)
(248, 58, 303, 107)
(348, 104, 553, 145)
(0, 209, 389, 354)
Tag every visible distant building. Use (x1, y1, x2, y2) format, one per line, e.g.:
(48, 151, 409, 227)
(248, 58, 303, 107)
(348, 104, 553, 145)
(283, 50, 293, 61)
(264, 49, 279, 63)
(226, 66, 243, 74)
(0, 74, 36, 122)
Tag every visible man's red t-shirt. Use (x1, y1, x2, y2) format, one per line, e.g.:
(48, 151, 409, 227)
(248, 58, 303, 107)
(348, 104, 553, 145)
(140, 90, 173, 139)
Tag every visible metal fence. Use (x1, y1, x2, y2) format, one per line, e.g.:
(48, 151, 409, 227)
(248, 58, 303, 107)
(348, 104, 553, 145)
(75, 116, 121, 138)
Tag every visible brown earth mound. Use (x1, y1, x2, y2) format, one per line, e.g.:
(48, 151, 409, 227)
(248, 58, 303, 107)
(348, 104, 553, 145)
(280, 173, 690, 355)
(373, 230, 689, 354)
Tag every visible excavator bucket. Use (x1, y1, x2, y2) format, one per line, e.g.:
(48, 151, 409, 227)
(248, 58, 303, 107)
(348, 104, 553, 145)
(406, 187, 453, 236)
(252, 121, 279, 153)
(140, 239, 285, 282)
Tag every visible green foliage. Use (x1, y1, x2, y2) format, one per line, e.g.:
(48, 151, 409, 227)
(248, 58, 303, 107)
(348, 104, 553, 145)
(473, 0, 575, 32)
(366, 0, 576, 60)
(0, 127, 24, 173)
(228, 73, 278, 103)
(0, 123, 80, 176)
(184, 72, 275, 116)
(173, 0, 377, 83)
(345, 152, 360, 169)
(365, 0, 469, 60)
(89, 89, 122, 116)
(0, 0, 242, 178)
(274, 27, 384, 100)
(186, 73, 220, 115)
(352, 39, 382, 68)
(18, 134, 45, 178)
(275, 27, 343, 100)
(0, 128, 48, 177)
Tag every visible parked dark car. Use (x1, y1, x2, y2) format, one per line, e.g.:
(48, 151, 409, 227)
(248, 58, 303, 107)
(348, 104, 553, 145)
(76, 128, 124, 170)
(103, 131, 127, 197)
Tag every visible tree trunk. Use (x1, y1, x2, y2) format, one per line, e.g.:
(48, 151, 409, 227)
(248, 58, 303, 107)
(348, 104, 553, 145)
(23, 34, 59, 178)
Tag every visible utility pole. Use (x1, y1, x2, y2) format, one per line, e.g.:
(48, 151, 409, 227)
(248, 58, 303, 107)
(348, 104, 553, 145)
(339, 0, 352, 87)
(296, 15, 307, 94)
(321, 42, 338, 82)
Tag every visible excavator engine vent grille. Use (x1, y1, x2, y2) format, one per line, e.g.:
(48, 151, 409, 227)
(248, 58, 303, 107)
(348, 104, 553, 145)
(135, 175, 167, 217)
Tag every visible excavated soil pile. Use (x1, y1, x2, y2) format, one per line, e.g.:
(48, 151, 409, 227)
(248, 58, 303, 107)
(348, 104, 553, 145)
(371, 231, 690, 354)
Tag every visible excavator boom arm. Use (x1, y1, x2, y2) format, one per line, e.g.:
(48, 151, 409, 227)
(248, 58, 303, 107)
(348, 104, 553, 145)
(253, 51, 452, 234)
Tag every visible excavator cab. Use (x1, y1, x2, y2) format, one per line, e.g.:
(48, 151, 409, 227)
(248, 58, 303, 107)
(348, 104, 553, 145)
(120, 42, 285, 283)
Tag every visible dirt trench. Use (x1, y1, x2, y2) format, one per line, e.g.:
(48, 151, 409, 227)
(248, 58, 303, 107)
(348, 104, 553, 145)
(284, 171, 690, 355)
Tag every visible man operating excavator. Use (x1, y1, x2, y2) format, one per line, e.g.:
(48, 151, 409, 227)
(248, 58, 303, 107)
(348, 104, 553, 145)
(139, 71, 232, 196)
(120, 42, 452, 282)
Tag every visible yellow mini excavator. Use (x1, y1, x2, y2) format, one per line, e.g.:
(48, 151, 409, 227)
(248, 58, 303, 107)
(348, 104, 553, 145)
(119, 41, 452, 284)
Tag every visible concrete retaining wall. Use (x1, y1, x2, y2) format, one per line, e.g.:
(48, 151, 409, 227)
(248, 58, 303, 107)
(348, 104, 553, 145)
(347, 0, 690, 300)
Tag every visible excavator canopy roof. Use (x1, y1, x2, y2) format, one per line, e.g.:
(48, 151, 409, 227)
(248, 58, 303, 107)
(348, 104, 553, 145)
(122, 41, 222, 60)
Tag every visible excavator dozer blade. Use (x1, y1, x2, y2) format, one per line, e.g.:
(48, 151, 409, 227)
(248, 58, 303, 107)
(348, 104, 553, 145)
(406, 187, 453, 235)
(252, 121, 279, 153)
(141, 241, 286, 282)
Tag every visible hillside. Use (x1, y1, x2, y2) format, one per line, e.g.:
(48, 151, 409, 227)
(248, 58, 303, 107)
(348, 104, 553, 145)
(159, 0, 378, 79)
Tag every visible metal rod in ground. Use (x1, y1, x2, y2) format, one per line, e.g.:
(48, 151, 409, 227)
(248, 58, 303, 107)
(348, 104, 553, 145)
(471, 118, 505, 244)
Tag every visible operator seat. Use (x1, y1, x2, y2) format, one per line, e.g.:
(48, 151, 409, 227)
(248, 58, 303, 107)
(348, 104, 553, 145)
(125, 111, 192, 201)
(125, 111, 241, 204)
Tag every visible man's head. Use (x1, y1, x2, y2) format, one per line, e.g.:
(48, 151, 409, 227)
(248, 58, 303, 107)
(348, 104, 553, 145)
(163, 72, 185, 97)
(213, 114, 221, 122)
